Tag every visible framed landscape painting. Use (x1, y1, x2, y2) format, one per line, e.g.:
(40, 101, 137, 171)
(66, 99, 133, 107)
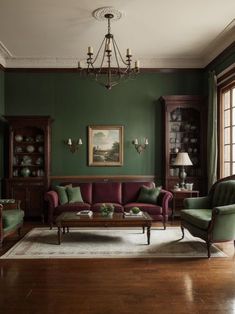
(88, 125, 124, 166)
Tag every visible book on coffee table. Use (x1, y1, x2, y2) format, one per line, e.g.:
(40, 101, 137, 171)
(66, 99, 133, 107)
(76, 210, 93, 217)
(124, 211, 144, 218)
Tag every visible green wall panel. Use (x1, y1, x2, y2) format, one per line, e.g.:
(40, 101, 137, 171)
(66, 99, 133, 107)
(5, 71, 204, 179)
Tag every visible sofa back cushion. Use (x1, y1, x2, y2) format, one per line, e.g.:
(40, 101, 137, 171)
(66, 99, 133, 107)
(60, 182, 92, 204)
(122, 182, 154, 204)
(212, 180, 235, 208)
(92, 182, 122, 204)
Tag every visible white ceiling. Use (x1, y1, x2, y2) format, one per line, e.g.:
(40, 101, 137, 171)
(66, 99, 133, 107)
(0, 0, 234, 68)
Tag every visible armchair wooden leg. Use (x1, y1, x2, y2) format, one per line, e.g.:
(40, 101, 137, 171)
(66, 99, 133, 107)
(0, 240, 2, 249)
(181, 226, 185, 239)
(207, 241, 211, 258)
(17, 227, 21, 238)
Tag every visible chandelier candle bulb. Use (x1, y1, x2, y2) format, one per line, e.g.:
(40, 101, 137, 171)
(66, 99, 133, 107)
(68, 138, 72, 145)
(145, 138, 149, 145)
(135, 60, 140, 68)
(126, 48, 131, 56)
(134, 139, 138, 145)
(88, 46, 93, 54)
(78, 139, 83, 145)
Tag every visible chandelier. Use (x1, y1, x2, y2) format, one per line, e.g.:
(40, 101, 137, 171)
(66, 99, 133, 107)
(78, 7, 140, 90)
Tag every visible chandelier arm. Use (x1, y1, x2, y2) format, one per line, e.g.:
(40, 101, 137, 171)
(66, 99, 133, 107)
(91, 37, 106, 65)
(113, 38, 129, 66)
(112, 40, 122, 76)
(97, 37, 109, 73)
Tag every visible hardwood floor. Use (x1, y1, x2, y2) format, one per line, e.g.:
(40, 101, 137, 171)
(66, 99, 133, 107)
(1, 222, 235, 314)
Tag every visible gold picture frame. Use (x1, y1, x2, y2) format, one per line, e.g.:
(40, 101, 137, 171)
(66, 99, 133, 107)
(88, 125, 124, 166)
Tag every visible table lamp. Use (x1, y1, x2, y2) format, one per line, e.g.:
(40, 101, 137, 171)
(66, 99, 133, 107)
(173, 152, 193, 188)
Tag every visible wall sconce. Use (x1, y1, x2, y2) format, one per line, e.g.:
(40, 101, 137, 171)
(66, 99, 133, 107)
(64, 138, 83, 153)
(132, 138, 148, 154)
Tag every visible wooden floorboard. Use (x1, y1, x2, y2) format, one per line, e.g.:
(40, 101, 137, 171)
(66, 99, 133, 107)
(0, 222, 235, 314)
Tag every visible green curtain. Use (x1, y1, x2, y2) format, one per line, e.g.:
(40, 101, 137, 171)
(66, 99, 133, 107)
(207, 71, 218, 189)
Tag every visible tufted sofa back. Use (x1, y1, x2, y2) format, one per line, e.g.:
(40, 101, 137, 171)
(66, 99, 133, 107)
(212, 180, 235, 208)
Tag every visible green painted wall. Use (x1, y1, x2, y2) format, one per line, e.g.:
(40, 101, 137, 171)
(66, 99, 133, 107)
(0, 69, 5, 196)
(5, 71, 204, 181)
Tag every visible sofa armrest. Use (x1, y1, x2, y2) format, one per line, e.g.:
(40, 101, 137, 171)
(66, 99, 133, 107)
(45, 191, 59, 227)
(183, 196, 210, 209)
(45, 191, 59, 209)
(213, 204, 235, 215)
(158, 189, 173, 215)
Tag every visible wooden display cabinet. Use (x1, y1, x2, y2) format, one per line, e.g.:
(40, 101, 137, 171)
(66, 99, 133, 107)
(4, 116, 52, 220)
(161, 95, 207, 194)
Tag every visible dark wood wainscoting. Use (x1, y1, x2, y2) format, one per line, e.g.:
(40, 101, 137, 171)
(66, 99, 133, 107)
(50, 175, 156, 185)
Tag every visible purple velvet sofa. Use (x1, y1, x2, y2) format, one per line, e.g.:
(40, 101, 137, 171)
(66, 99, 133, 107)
(45, 181, 173, 229)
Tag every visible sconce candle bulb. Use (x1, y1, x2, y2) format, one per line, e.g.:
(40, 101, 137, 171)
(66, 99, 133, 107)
(65, 138, 83, 153)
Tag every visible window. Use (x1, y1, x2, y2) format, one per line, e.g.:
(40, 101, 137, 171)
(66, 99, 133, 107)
(220, 81, 235, 177)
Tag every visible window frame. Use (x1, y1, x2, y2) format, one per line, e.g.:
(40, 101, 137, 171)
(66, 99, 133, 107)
(218, 80, 235, 178)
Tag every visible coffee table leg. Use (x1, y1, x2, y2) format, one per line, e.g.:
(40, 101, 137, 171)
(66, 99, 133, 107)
(147, 226, 151, 245)
(58, 227, 61, 245)
(143, 227, 145, 234)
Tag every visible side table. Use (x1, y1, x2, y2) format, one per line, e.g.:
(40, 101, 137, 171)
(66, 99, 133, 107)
(170, 189, 199, 221)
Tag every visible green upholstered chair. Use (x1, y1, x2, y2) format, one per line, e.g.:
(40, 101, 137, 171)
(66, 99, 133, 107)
(180, 175, 235, 258)
(0, 200, 24, 248)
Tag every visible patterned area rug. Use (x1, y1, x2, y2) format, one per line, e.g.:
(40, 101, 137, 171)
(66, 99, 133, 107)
(0, 227, 227, 259)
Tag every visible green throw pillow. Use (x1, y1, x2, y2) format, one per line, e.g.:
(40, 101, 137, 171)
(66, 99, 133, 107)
(66, 186, 84, 203)
(55, 185, 72, 205)
(137, 185, 161, 204)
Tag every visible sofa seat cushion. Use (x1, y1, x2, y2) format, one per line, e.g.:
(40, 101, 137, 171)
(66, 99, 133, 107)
(3, 209, 24, 230)
(55, 202, 91, 215)
(91, 203, 124, 213)
(124, 203, 162, 215)
(181, 209, 212, 230)
(93, 182, 122, 204)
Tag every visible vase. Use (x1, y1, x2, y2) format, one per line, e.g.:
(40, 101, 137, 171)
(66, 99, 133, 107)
(21, 167, 31, 177)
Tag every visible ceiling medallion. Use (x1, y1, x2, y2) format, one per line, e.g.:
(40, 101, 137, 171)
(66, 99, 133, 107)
(78, 7, 140, 90)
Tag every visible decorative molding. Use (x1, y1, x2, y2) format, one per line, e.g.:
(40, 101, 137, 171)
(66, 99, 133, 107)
(92, 7, 124, 21)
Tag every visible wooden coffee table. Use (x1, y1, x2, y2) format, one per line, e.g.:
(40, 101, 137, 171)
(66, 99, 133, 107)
(55, 212, 153, 245)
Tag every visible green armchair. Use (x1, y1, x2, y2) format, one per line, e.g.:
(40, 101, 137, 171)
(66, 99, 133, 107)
(180, 175, 235, 258)
(0, 200, 24, 248)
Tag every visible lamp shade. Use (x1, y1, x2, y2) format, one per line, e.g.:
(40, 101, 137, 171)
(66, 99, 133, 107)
(173, 152, 193, 166)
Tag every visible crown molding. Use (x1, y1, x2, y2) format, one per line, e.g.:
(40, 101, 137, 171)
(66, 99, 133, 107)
(4, 56, 204, 69)
(202, 19, 235, 67)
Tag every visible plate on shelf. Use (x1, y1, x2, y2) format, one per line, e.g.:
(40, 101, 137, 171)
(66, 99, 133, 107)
(15, 134, 23, 142)
(26, 145, 35, 153)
